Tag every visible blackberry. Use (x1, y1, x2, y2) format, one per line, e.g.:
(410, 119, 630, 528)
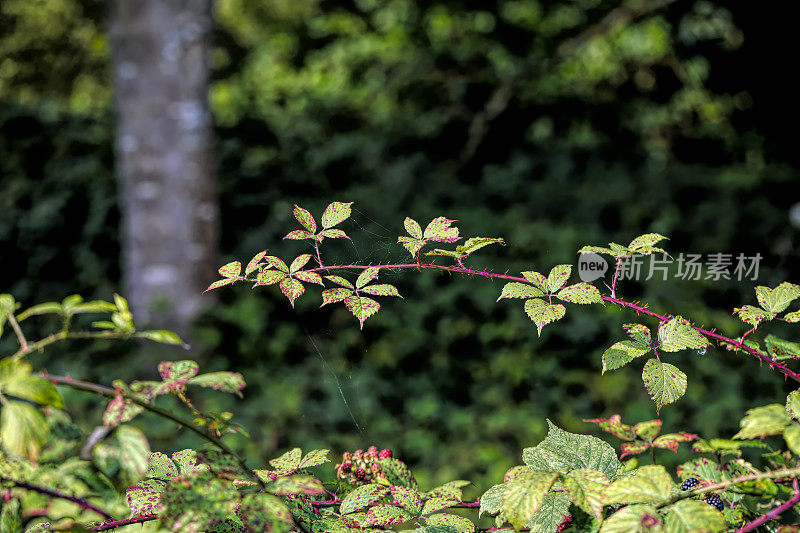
(680, 477, 700, 491)
(705, 494, 724, 511)
(354, 467, 366, 481)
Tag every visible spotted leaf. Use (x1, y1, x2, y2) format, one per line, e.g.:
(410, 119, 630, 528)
(360, 284, 402, 297)
(423, 217, 460, 243)
(321, 288, 353, 306)
(279, 278, 304, 307)
(497, 282, 544, 301)
(294, 271, 324, 285)
(642, 358, 687, 411)
(218, 261, 241, 278)
(293, 205, 317, 232)
(557, 282, 601, 304)
(245, 250, 267, 275)
(524, 299, 566, 336)
(321, 201, 353, 228)
(345, 296, 381, 329)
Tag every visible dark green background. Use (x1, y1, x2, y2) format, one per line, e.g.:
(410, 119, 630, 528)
(1, 0, 798, 493)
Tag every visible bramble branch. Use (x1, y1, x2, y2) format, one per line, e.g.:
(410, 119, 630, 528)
(39, 374, 262, 487)
(244, 261, 800, 384)
(6, 479, 113, 520)
(91, 514, 156, 531)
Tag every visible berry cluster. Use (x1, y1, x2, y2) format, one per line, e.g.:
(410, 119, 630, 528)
(705, 494, 724, 511)
(680, 477, 700, 491)
(335, 446, 393, 485)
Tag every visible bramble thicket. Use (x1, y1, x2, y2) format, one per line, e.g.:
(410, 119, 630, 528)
(2, 201, 800, 531)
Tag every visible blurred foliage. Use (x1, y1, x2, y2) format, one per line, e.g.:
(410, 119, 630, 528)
(1, 0, 799, 494)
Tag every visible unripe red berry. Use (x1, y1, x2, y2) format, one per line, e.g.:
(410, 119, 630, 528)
(371, 463, 381, 473)
(342, 452, 352, 461)
(354, 449, 363, 459)
(367, 445, 378, 455)
(378, 448, 393, 459)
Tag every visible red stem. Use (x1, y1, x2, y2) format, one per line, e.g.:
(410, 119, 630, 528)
(10, 480, 113, 520)
(91, 514, 157, 531)
(302, 262, 800, 383)
(734, 479, 800, 533)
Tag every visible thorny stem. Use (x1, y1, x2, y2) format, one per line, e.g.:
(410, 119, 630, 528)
(91, 514, 157, 531)
(6, 479, 113, 520)
(734, 478, 800, 533)
(250, 261, 800, 384)
(39, 374, 264, 488)
(314, 240, 324, 268)
(610, 259, 623, 299)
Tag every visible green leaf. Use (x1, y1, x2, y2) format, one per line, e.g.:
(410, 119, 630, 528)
(602, 341, 651, 373)
(138, 330, 187, 347)
(733, 305, 771, 326)
(245, 250, 268, 275)
(360, 284, 402, 297)
(562, 468, 609, 519)
(423, 480, 471, 501)
(521, 271, 547, 291)
(765, 335, 800, 360)
(657, 317, 709, 353)
(269, 448, 302, 472)
(634, 420, 662, 441)
(1, 401, 48, 461)
(557, 282, 601, 304)
(218, 261, 242, 278)
(604, 465, 674, 504)
(299, 448, 331, 468)
(599, 504, 662, 532)
(325, 275, 355, 289)
(584, 415, 636, 440)
(629, 233, 668, 251)
(147, 452, 180, 479)
(103, 395, 143, 428)
(205, 278, 235, 292)
(294, 271, 324, 285)
(267, 474, 325, 495)
(784, 310, 800, 323)
(159, 472, 239, 532)
(526, 491, 571, 533)
(733, 404, 791, 439)
(423, 217, 460, 243)
(391, 485, 423, 514)
(497, 282, 544, 301)
(344, 295, 381, 329)
(502, 470, 558, 531)
(356, 266, 380, 288)
(339, 484, 390, 514)
(116, 425, 151, 479)
(784, 424, 800, 455)
(652, 433, 696, 452)
(422, 497, 459, 515)
(239, 492, 294, 533)
(523, 420, 620, 479)
(257, 270, 286, 286)
(547, 264, 572, 292)
(321, 288, 353, 306)
(642, 358, 687, 411)
(1, 498, 21, 532)
(663, 499, 724, 533)
(404, 217, 423, 239)
(425, 513, 475, 533)
(279, 277, 305, 307)
(398, 236, 427, 256)
(788, 390, 800, 419)
(188, 372, 246, 395)
(578, 245, 614, 255)
(620, 441, 652, 459)
(623, 323, 652, 346)
(364, 504, 412, 526)
(293, 205, 317, 232)
(319, 228, 349, 239)
(159, 360, 199, 386)
(756, 282, 800, 314)
(321, 201, 353, 229)
(0, 359, 63, 408)
(284, 229, 315, 240)
(456, 237, 504, 256)
(524, 299, 566, 336)
(127, 478, 168, 516)
(16, 302, 62, 321)
(479, 484, 504, 517)
(290, 254, 312, 273)
(265, 256, 289, 273)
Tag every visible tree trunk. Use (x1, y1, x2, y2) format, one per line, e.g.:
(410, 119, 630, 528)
(110, 0, 217, 337)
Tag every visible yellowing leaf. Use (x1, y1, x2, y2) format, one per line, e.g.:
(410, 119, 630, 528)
(547, 264, 572, 292)
(524, 299, 566, 336)
(321, 288, 353, 306)
(502, 470, 558, 531)
(345, 296, 381, 329)
(321, 201, 354, 228)
(356, 266, 380, 288)
(562, 468, 609, 519)
(756, 282, 800, 314)
(293, 205, 317, 232)
(218, 261, 241, 278)
(657, 317, 709, 353)
(404, 217, 423, 239)
(603, 465, 673, 505)
(256, 270, 286, 286)
(557, 282, 601, 304)
(290, 254, 312, 273)
(602, 341, 651, 373)
(1, 401, 48, 461)
(642, 358, 687, 411)
(360, 284, 402, 297)
(497, 282, 544, 301)
(280, 278, 305, 307)
(204, 278, 234, 292)
(423, 217, 460, 243)
(521, 271, 547, 291)
(294, 271, 324, 285)
(663, 499, 724, 533)
(733, 404, 790, 439)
